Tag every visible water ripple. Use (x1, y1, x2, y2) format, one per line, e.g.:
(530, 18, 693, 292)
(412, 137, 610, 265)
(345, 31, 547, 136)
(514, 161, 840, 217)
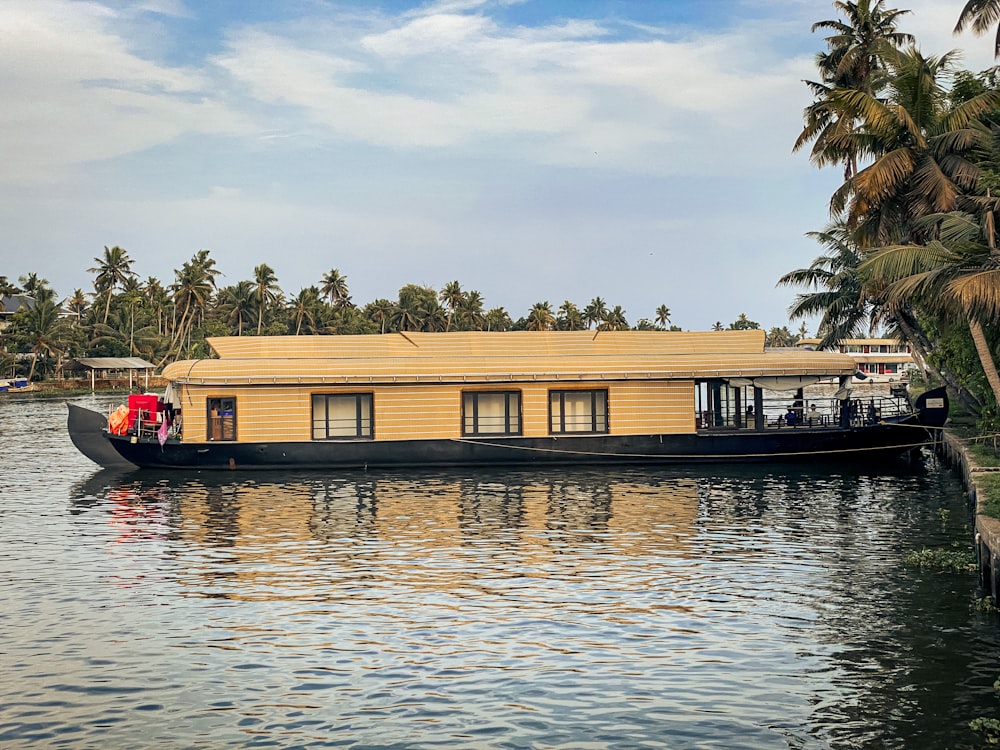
(0, 397, 997, 748)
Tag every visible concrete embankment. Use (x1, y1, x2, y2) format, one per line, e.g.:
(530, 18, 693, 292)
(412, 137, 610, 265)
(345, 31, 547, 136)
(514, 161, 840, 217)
(937, 431, 1000, 599)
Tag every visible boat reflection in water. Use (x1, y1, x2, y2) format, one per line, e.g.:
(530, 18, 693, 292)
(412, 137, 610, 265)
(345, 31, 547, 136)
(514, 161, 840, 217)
(59, 459, 1000, 749)
(73, 467, 702, 601)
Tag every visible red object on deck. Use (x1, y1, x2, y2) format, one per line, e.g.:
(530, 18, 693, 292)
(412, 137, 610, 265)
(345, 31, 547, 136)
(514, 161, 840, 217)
(127, 394, 159, 430)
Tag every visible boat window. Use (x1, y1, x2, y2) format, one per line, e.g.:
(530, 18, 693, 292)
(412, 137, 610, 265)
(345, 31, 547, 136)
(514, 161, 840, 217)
(312, 393, 374, 439)
(549, 390, 608, 434)
(463, 391, 521, 436)
(207, 397, 236, 441)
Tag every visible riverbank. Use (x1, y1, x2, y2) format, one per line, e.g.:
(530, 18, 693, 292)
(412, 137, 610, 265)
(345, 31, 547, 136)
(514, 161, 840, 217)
(937, 431, 1000, 599)
(0, 376, 167, 397)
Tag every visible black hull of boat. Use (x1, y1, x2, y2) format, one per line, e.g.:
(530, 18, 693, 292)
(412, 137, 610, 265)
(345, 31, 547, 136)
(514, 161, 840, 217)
(92, 420, 930, 470)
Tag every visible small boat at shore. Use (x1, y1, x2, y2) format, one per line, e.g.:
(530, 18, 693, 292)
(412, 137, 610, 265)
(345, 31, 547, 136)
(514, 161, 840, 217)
(67, 330, 948, 470)
(1, 378, 39, 394)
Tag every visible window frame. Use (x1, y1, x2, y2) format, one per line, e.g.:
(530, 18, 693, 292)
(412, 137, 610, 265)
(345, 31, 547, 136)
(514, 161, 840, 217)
(207, 397, 237, 442)
(312, 393, 375, 440)
(548, 389, 609, 435)
(461, 390, 522, 437)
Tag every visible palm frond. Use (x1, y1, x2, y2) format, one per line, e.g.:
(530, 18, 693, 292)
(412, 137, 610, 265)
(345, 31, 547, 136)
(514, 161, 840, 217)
(943, 89, 1000, 130)
(945, 269, 1000, 318)
(909, 155, 961, 212)
(853, 147, 915, 204)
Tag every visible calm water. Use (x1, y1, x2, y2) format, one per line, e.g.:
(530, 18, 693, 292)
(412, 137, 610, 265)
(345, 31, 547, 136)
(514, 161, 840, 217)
(2, 395, 999, 749)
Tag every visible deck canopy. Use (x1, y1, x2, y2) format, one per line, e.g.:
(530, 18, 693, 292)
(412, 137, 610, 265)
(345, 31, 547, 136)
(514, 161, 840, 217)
(65, 357, 157, 391)
(161, 331, 858, 386)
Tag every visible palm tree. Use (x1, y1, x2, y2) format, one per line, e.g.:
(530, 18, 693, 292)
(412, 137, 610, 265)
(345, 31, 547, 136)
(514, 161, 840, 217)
(767, 327, 794, 347)
(0, 279, 15, 319)
(286, 287, 318, 335)
(655, 304, 671, 328)
(601, 305, 629, 331)
(14, 287, 75, 380)
(583, 297, 607, 329)
(18, 272, 48, 298)
(165, 250, 220, 362)
(393, 284, 443, 332)
(320, 268, 351, 308)
(811, 1, 913, 93)
(796, 0, 914, 178)
(119, 286, 144, 355)
(365, 298, 395, 334)
(455, 290, 485, 331)
(526, 301, 555, 331)
(88, 246, 135, 325)
(392, 301, 422, 332)
(217, 281, 256, 336)
(66, 289, 88, 325)
(729, 313, 761, 330)
(779, 221, 985, 413)
(0, 276, 21, 298)
(955, 0, 1000, 58)
(253, 264, 281, 335)
(778, 222, 873, 348)
(827, 48, 1000, 246)
(859, 210, 1000, 410)
(439, 281, 465, 331)
(557, 301, 585, 331)
(483, 306, 512, 332)
(144, 277, 170, 336)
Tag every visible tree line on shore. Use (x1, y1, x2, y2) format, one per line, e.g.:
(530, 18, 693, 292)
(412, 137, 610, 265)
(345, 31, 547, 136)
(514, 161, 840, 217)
(1, 256, 810, 382)
(2, 1, 999, 432)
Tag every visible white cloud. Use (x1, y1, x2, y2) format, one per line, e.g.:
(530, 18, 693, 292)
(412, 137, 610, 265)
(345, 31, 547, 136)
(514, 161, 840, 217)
(906, 0, 996, 72)
(131, 0, 190, 18)
(207, 5, 820, 178)
(0, 0, 251, 184)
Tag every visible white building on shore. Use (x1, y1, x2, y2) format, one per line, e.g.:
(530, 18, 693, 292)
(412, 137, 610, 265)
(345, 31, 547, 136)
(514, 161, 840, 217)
(795, 338, 917, 382)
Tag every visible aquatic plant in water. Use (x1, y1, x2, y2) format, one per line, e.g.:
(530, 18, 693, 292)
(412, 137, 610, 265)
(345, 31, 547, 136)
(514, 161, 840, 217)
(903, 545, 977, 574)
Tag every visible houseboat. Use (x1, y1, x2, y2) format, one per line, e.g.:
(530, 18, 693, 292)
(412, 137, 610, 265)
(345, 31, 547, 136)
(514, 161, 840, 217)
(67, 330, 948, 470)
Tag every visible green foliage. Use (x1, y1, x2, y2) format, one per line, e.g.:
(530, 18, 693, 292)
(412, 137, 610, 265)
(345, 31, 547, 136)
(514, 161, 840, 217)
(973, 596, 998, 614)
(728, 313, 761, 330)
(765, 326, 801, 347)
(969, 439, 1000, 467)
(979, 473, 1000, 519)
(6, 286, 80, 379)
(970, 716, 1000, 743)
(198, 319, 230, 340)
(902, 544, 978, 574)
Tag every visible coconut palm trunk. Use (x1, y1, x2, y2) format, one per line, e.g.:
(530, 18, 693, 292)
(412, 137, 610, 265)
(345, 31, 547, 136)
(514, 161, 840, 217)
(892, 309, 985, 414)
(970, 317, 1000, 409)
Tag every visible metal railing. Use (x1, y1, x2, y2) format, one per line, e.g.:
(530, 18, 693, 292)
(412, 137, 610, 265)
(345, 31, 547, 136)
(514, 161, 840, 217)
(698, 395, 910, 431)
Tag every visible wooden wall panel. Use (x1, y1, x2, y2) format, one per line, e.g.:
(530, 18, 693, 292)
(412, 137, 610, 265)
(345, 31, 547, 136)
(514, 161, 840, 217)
(178, 379, 698, 444)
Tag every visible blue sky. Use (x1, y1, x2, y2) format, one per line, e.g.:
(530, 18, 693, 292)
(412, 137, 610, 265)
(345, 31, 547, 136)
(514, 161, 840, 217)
(0, 0, 993, 331)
